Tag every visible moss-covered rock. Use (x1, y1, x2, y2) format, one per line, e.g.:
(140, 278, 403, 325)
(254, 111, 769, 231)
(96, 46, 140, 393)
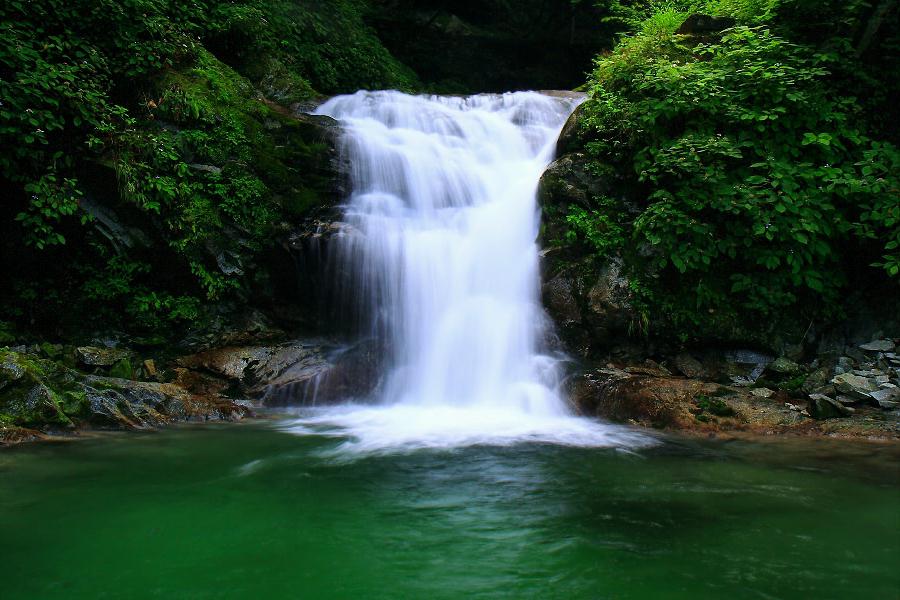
(0, 349, 249, 437)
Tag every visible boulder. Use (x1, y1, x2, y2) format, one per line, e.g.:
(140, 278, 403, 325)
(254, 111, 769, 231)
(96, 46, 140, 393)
(179, 339, 381, 406)
(751, 387, 775, 399)
(766, 357, 800, 375)
(555, 102, 587, 157)
(75, 346, 133, 368)
(869, 387, 900, 409)
(0, 349, 249, 435)
(832, 373, 879, 400)
(672, 353, 706, 379)
(860, 339, 896, 352)
(807, 394, 854, 419)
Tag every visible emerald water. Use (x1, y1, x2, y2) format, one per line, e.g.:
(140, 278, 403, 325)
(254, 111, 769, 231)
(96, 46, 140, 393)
(2, 421, 898, 599)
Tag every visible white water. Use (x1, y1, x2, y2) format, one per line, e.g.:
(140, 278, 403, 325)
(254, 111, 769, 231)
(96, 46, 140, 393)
(284, 91, 650, 453)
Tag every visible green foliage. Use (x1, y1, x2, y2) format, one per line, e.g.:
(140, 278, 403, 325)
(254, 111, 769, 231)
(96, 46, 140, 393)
(560, 10, 899, 339)
(0, 0, 417, 338)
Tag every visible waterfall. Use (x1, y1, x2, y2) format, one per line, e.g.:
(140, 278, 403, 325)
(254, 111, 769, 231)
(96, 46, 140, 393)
(285, 91, 649, 453)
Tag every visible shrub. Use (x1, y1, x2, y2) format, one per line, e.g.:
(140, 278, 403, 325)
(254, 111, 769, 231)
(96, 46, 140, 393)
(561, 17, 899, 338)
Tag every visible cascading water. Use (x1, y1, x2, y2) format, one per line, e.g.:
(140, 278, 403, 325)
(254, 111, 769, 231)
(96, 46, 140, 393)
(285, 90, 649, 453)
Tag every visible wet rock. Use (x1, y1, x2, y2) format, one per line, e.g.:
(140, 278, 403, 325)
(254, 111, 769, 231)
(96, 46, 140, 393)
(542, 275, 582, 327)
(808, 394, 854, 419)
(261, 340, 382, 406)
(860, 339, 895, 352)
(75, 346, 133, 368)
(179, 341, 331, 389)
(179, 339, 381, 406)
(539, 258, 635, 354)
(555, 103, 587, 157)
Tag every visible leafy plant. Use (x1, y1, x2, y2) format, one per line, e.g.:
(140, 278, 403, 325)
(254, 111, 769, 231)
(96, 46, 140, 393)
(557, 9, 899, 341)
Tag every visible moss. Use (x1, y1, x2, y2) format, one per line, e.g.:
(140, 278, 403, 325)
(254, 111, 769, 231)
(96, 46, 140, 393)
(778, 373, 808, 394)
(0, 351, 91, 427)
(108, 359, 134, 380)
(695, 395, 736, 418)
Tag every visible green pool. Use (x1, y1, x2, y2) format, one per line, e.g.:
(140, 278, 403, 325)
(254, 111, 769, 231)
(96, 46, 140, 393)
(1, 420, 898, 599)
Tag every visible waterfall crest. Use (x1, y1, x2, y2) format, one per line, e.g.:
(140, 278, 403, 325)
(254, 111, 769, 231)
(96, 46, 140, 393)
(285, 91, 650, 453)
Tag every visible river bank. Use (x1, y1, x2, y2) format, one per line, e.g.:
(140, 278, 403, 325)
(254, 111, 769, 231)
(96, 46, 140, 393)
(4, 332, 898, 446)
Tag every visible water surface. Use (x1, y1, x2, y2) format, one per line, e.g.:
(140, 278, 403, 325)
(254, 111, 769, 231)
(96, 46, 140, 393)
(2, 422, 898, 599)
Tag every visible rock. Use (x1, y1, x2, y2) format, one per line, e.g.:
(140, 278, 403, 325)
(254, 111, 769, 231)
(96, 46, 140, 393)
(1, 349, 249, 435)
(542, 275, 582, 327)
(767, 357, 800, 375)
(807, 394, 854, 419)
(834, 356, 854, 375)
(835, 394, 860, 405)
(79, 196, 152, 251)
(189, 163, 222, 175)
(624, 361, 671, 377)
(673, 353, 706, 379)
(724, 349, 773, 381)
(107, 358, 133, 380)
(751, 387, 775, 399)
(555, 103, 587, 156)
(860, 339, 895, 352)
(143, 359, 157, 378)
(831, 373, 879, 400)
(869, 387, 900, 409)
(0, 353, 26, 383)
(75, 346, 133, 368)
(179, 341, 330, 387)
(676, 14, 737, 35)
(802, 367, 832, 394)
(539, 258, 635, 354)
(179, 339, 381, 406)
